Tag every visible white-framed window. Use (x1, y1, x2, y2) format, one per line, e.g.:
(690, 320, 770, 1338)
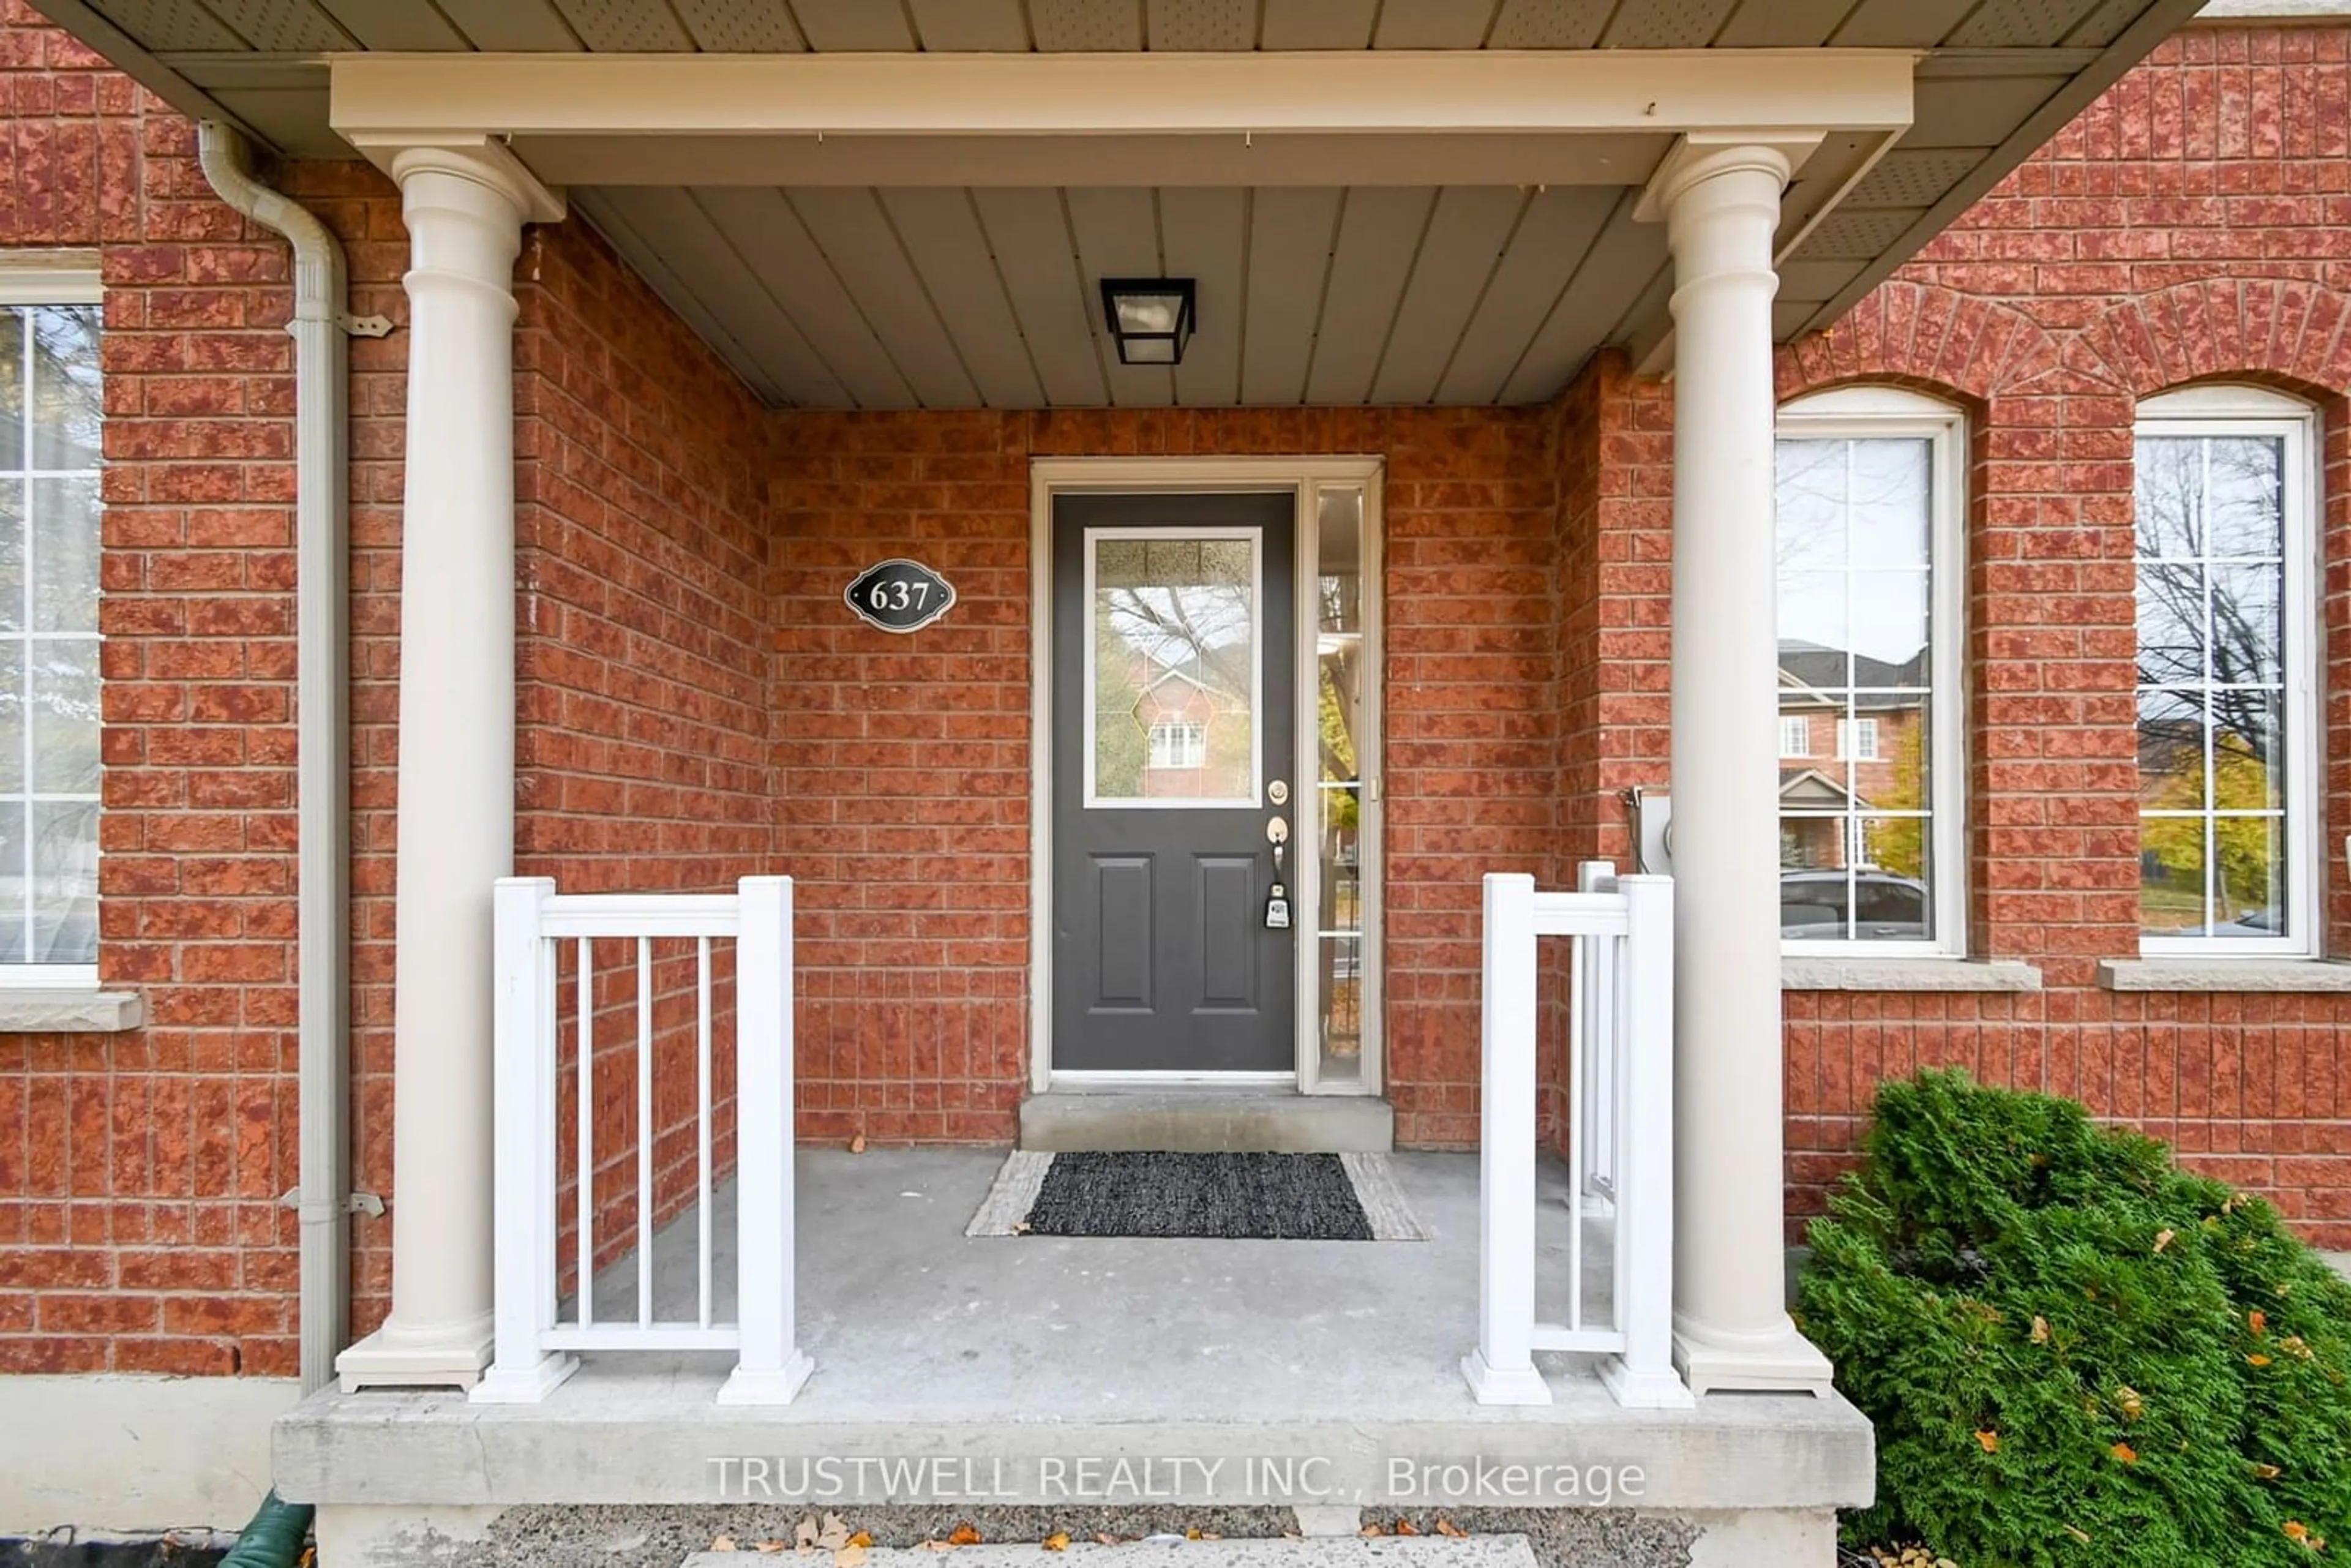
(2134, 386, 2318, 956)
(0, 267, 102, 985)
(1779, 715, 1811, 759)
(1775, 387, 1966, 956)
(1147, 720, 1204, 770)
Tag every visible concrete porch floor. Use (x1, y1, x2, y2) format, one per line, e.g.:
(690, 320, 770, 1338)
(275, 1150, 1870, 1539)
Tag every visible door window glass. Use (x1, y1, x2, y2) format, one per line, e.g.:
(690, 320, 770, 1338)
(1314, 489, 1365, 1085)
(1086, 530, 1259, 806)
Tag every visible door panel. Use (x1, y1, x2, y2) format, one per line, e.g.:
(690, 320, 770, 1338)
(1052, 492, 1296, 1073)
(1196, 854, 1259, 1010)
(1091, 854, 1154, 1008)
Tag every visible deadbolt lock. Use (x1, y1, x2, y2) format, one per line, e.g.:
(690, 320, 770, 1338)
(1268, 779, 1290, 806)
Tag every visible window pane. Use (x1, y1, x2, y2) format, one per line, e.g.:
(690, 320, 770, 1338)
(0, 641, 20, 795)
(1774, 440, 1848, 574)
(31, 798, 97, 965)
(2205, 436, 2283, 558)
(2209, 561, 2281, 685)
(2138, 688, 2205, 813)
(1847, 571, 1930, 685)
(31, 637, 97, 794)
(0, 311, 21, 473)
(1848, 437, 1931, 571)
(0, 479, 21, 634)
(2214, 814, 2286, 939)
(2134, 438, 2207, 558)
(32, 474, 99, 632)
(1775, 425, 1945, 947)
(2135, 562, 2205, 686)
(1775, 571, 1847, 681)
(1090, 533, 1256, 803)
(29, 306, 100, 471)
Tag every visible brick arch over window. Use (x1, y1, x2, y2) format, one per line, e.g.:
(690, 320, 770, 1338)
(1775, 280, 2059, 404)
(2068, 279, 2351, 402)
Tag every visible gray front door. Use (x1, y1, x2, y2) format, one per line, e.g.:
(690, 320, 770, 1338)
(1051, 492, 1297, 1074)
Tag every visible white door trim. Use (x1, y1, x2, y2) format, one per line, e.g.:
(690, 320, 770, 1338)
(1029, 456, 1386, 1097)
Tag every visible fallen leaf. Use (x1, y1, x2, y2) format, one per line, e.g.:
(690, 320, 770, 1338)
(849, 1133, 868, 1154)
(949, 1525, 984, 1547)
(1198, 1533, 1221, 1543)
(2154, 1228, 2176, 1253)
(1042, 1534, 1070, 1553)
(1974, 1430, 2000, 1454)
(755, 1545, 787, 1557)
(2250, 1353, 2274, 1367)
(2064, 1526, 2092, 1544)
(847, 1534, 872, 1550)
(1094, 1534, 1122, 1547)
(1393, 1520, 1420, 1536)
(2255, 1463, 2284, 1480)
(2112, 1443, 2139, 1465)
(713, 1537, 739, 1554)
(2252, 1310, 2270, 1337)
(818, 1515, 853, 1552)
(836, 1548, 867, 1568)
(1435, 1520, 1468, 1539)
(1359, 1525, 1386, 1538)
(2285, 1521, 2328, 1553)
(1185, 1529, 1202, 1541)
(796, 1518, 820, 1551)
(2031, 1316, 2050, 1344)
(2116, 1386, 2145, 1421)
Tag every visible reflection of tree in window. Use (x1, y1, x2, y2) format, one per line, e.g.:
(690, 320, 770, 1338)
(1092, 538, 1253, 800)
(2135, 433, 2287, 936)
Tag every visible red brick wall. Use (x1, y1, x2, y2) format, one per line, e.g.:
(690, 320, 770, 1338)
(769, 408, 1560, 1146)
(1762, 21, 2351, 1244)
(509, 218, 774, 1291)
(0, 5, 396, 1374)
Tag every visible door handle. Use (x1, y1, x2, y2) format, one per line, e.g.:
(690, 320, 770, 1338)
(1266, 815, 1289, 879)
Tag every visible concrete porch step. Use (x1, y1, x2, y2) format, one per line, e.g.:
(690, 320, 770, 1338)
(1018, 1092, 1394, 1152)
(685, 1540, 1537, 1568)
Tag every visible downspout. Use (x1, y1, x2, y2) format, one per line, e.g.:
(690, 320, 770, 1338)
(196, 124, 364, 1395)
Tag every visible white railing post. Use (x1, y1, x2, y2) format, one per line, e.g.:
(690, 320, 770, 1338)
(1463, 871, 1551, 1405)
(1600, 874, 1693, 1408)
(717, 875, 814, 1405)
(473, 877, 578, 1403)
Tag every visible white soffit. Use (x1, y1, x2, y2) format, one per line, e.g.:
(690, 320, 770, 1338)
(29, 0, 2213, 406)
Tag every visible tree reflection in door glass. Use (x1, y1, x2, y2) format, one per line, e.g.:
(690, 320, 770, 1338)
(1090, 535, 1257, 802)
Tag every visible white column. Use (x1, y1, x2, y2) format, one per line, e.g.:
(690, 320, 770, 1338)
(339, 142, 563, 1392)
(1639, 137, 1834, 1398)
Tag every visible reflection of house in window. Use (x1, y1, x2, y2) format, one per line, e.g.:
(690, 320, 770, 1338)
(1777, 640, 1927, 872)
(1148, 721, 1204, 770)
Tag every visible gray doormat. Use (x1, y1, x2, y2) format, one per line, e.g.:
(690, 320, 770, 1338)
(967, 1150, 1427, 1240)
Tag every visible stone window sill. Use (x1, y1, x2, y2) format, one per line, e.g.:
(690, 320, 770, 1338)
(2098, 958, 2351, 992)
(0, 990, 143, 1032)
(1783, 957, 2044, 992)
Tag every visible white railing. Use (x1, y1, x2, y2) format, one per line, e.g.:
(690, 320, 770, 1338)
(471, 876, 812, 1406)
(1462, 864, 1690, 1409)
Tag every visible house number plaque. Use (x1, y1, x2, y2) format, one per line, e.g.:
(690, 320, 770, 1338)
(846, 558, 956, 634)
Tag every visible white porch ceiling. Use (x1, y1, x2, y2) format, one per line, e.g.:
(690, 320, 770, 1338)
(33, 0, 2210, 408)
